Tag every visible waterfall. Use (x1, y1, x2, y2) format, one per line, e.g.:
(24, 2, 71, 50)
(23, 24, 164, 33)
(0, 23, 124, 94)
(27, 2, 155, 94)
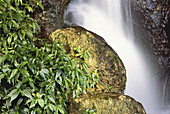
(64, 0, 168, 113)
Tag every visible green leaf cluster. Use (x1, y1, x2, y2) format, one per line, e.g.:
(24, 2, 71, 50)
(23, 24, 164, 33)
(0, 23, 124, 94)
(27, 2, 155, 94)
(0, 0, 99, 113)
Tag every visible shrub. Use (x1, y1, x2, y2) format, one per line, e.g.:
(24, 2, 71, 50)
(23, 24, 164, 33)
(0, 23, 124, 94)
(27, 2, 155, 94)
(0, 0, 99, 113)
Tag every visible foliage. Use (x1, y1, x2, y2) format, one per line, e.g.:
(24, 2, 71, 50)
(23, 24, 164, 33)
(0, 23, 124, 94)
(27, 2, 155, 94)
(0, 0, 99, 113)
(83, 109, 97, 114)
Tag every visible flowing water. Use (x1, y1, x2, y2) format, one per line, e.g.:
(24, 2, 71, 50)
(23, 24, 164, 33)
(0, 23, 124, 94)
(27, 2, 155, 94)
(64, 0, 169, 113)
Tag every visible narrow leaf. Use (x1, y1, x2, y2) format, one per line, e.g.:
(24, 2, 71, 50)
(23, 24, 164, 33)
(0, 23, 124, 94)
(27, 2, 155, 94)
(30, 100, 35, 108)
(27, 62, 34, 73)
(0, 73, 5, 80)
(55, 70, 62, 80)
(10, 69, 18, 79)
(22, 90, 33, 100)
(41, 68, 49, 75)
(48, 95, 55, 104)
(38, 98, 44, 108)
(17, 98, 23, 106)
(40, 71, 46, 80)
(20, 68, 29, 77)
(8, 89, 19, 102)
(0, 54, 7, 63)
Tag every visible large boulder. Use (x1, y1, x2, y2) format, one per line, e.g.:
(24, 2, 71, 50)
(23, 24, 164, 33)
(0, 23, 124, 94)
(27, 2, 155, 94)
(68, 93, 146, 114)
(50, 27, 126, 94)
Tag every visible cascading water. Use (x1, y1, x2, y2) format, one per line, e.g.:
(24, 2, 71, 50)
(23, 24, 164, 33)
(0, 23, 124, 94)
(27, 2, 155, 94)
(64, 0, 169, 113)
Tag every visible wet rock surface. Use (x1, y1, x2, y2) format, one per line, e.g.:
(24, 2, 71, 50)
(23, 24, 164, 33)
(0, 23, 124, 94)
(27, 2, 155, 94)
(50, 27, 126, 94)
(130, 0, 170, 106)
(68, 93, 146, 114)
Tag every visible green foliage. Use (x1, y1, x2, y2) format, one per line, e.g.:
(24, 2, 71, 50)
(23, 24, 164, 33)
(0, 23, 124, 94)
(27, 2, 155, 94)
(83, 109, 97, 114)
(0, 0, 99, 113)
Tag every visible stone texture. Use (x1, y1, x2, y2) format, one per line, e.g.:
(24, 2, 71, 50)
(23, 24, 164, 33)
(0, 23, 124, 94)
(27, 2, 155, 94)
(50, 27, 126, 94)
(33, 0, 71, 37)
(129, 0, 170, 106)
(68, 93, 146, 114)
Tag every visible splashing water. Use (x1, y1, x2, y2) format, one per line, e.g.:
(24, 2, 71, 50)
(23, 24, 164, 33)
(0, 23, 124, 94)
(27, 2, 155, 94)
(64, 0, 168, 113)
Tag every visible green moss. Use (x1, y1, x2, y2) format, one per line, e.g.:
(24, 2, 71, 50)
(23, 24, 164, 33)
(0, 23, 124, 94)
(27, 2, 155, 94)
(50, 27, 126, 94)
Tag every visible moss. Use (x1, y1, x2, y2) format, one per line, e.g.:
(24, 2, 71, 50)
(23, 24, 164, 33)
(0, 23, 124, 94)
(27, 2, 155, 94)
(50, 26, 126, 94)
(68, 93, 146, 114)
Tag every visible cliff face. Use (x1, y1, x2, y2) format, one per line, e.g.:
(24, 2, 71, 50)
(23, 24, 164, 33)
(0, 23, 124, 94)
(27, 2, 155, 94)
(128, 0, 170, 106)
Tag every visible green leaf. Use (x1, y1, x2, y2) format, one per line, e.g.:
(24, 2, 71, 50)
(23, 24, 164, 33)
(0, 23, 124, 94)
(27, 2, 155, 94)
(7, 35, 12, 46)
(19, 0, 22, 5)
(5, 0, 11, 3)
(22, 77, 28, 83)
(65, 79, 68, 88)
(37, 2, 44, 10)
(38, 98, 44, 108)
(20, 68, 29, 77)
(3, 24, 8, 33)
(27, 62, 34, 73)
(57, 105, 64, 114)
(8, 89, 19, 102)
(0, 54, 7, 63)
(20, 61, 28, 68)
(11, 20, 19, 28)
(17, 98, 23, 106)
(25, 99, 31, 105)
(22, 90, 33, 100)
(73, 90, 76, 98)
(3, 40, 7, 51)
(30, 100, 35, 108)
(57, 76, 63, 86)
(26, 30, 33, 38)
(40, 71, 46, 80)
(55, 70, 62, 80)
(11, 91, 19, 102)
(41, 68, 49, 75)
(29, 80, 35, 89)
(8, 5, 16, 11)
(40, 81, 49, 87)
(27, 5, 33, 12)
(0, 73, 5, 80)
(10, 69, 18, 79)
(48, 104, 56, 112)
(48, 95, 55, 104)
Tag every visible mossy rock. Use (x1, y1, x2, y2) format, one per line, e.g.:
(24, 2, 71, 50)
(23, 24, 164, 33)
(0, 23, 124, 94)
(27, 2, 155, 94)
(50, 27, 126, 93)
(68, 92, 146, 114)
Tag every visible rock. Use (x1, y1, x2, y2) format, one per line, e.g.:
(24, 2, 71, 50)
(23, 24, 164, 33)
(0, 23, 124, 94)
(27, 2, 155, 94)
(68, 92, 146, 114)
(130, 0, 170, 106)
(50, 27, 126, 93)
(33, 0, 71, 37)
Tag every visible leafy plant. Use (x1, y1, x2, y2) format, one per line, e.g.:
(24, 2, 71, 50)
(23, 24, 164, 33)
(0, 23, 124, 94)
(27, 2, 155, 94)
(0, 0, 99, 113)
(83, 109, 97, 114)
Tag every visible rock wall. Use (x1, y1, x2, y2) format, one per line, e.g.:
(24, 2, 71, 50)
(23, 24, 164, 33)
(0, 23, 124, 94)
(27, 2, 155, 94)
(129, 0, 170, 106)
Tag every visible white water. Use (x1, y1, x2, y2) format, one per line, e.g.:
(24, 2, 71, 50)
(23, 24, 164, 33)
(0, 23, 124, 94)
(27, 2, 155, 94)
(64, 0, 166, 113)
